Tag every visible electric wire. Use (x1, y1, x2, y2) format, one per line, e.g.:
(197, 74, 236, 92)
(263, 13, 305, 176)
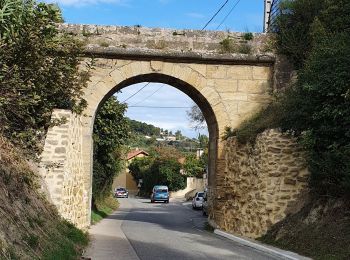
(216, 0, 241, 30)
(201, 0, 229, 31)
(121, 82, 150, 103)
(130, 84, 164, 106)
(128, 106, 191, 108)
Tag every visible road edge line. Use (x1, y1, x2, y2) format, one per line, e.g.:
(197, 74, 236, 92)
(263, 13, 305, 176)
(214, 229, 310, 260)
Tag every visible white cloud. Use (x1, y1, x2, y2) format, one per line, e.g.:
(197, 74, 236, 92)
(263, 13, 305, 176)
(186, 12, 205, 19)
(113, 83, 209, 138)
(43, 0, 128, 7)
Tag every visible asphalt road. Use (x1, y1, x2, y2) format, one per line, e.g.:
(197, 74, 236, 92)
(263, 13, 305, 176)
(84, 197, 283, 260)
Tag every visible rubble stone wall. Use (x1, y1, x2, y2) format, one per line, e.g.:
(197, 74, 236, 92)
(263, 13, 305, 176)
(209, 129, 309, 238)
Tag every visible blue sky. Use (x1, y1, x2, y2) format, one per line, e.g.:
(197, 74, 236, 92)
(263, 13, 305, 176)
(51, 0, 265, 32)
(115, 83, 206, 138)
(46, 0, 265, 138)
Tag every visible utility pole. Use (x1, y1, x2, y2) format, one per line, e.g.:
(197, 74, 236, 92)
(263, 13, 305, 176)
(263, 0, 272, 32)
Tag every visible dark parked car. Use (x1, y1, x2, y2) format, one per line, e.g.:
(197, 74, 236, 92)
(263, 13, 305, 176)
(114, 187, 128, 198)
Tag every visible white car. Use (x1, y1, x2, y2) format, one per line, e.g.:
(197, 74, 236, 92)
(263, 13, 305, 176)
(192, 191, 204, 209)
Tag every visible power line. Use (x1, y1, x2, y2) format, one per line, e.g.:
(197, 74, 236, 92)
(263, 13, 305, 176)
(121, 82, 150, 103)
(201, 0, 229, 31)
(216, 0, 241, 30)
(128, 106, 191, 108)
(130, 84, 164, 106)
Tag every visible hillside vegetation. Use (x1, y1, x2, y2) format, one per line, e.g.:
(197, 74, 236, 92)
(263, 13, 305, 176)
(0, 136, 88, 259)
(226, 0, 350, 198)
(0, 0, 90, 258)
(237, 1, 350, 259)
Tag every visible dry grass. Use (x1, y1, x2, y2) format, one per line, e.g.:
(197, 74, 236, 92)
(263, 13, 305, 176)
(259, 197, 350, 260)
(0, 136, 88, 259)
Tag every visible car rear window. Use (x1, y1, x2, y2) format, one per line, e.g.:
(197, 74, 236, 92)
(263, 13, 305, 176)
(198, 192, 204, 197)
(156, 189, 168, 192)
(117, 188, 126, 191)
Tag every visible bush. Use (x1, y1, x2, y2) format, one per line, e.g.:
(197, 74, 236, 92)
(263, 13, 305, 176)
(230, 0, 350, 196)
(279, 32, 350, 195)
(274, 0, 350, 196)
(0, 0, 89, 153)
(243, 32, 254, 41)
(275, 0, 326, 68)
(183, 154, 205, 177)
(219, 37, 237, 53)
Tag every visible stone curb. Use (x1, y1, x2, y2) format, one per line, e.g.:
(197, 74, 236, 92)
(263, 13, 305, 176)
(214, 229, 311, 260)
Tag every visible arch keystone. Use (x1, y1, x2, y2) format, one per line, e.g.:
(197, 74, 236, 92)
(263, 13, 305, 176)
(150, 60, 164, 72)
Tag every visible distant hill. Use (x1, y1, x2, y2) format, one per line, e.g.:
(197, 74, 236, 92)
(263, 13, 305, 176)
(126, 118, 207, 155)
(127, 118, 160, 136)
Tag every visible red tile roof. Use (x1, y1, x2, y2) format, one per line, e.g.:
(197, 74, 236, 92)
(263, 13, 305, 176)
(127, 150, 149, 160)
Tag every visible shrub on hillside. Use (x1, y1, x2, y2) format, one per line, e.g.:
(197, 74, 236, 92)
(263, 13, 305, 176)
(279, 32, 350, 196)
(228, 0, 350, 196)
(0, 0, 89, 154)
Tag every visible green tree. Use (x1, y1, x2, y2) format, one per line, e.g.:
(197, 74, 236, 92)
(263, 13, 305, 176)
(129, 156, 185, 194)
(276, 0, 326, 68)
(279, 33, 350, 196)
(175, 130, 182, 140)
(183, 154, 205, 177)
(0, 0, 89, 153)
(276, 0, 350, 196)
(128, 157, 153, 181)
(93, 96, 130, 201)
(187, 105, 206, 129)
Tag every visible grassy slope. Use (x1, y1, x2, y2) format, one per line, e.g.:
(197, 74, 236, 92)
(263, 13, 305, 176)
(259, 197, 350, 260)
(0, 136, 88, 259)
(91, 196, 119, 224)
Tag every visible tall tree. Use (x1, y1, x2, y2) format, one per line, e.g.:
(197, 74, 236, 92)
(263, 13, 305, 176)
(93, 96, 130, 200)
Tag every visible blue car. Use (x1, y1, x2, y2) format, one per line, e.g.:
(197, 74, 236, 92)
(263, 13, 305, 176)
(151, 185, 169, 203)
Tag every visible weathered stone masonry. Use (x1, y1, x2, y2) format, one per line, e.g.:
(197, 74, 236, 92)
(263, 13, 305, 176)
(39, 24, 307, 234)
(209, 129, 309, 238)
(39, 110, 89, 228)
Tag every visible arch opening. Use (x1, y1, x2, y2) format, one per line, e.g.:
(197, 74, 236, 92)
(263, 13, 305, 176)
(93, 73, 219, 189)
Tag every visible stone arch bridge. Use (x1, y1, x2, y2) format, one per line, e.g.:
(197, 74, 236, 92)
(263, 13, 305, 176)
(39, 25, 308, 238)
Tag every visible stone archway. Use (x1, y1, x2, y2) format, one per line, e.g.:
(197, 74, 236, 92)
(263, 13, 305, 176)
(39, 57, 273, 229)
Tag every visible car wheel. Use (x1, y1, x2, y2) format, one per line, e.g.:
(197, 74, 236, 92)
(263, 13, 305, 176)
(151, 200, 154, 203)
(166, 200, 169, 203)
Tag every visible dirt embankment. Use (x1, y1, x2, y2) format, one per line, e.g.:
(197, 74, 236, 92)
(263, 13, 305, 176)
(0, 136, 88, 259)
(259, 196, 350, 260)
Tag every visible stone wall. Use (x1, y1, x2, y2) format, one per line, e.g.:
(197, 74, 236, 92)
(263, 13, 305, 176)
(59, 24, 271, 56)
(39, 109, 89, 229)
(209, 129, 309, 238)
(170, 177, 205, 199)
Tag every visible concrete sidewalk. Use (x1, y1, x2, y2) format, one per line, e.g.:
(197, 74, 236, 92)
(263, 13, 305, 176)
(83, 201, 139, 260)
